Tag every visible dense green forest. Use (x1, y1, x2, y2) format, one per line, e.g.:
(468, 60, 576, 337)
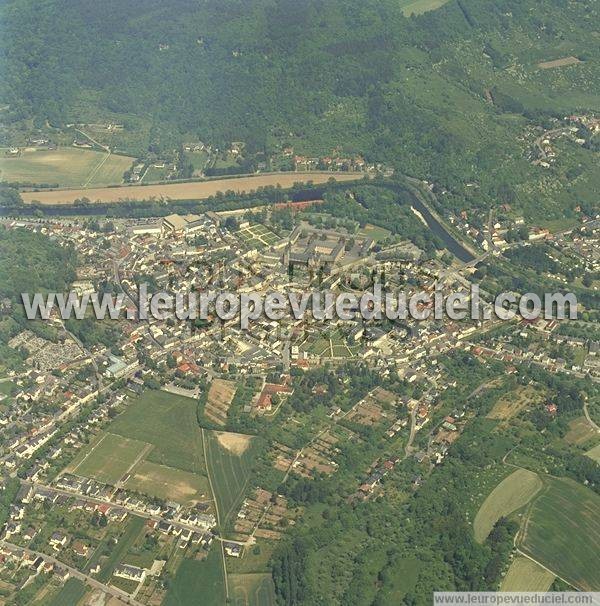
(0, 227, 76, 369)
(1, 0, 599, 218)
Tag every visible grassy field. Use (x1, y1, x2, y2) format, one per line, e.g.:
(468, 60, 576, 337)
(0, 381, 15, 396)
(0, 147, 131, 187)
(109, 391, 206, 474)
(69, 432, 149, 484)
(474, 468, 542, 543)
(398, 0, 450, 16)
(586, 444, 600, 463)
(500, 557, 554, 591)
(164, 549, 226, 606)
(45, 578, 87, 606)
(564, 417, 598, 446)
(230, 573, 277, 606)
(519, 477, 600, 590)
(97, 515, 145, 582)
(123, 460, 210, 505)
(204, 430, 256, 529)
(67, 390, 216, 506)
(20, 171, 361, 204)
(357, 223, 392, 242)
(368, 556, 420, 604)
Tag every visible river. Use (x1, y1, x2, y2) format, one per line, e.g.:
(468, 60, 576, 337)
(410, 196, 475, 263)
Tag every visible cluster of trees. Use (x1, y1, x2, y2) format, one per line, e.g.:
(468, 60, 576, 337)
(321, 185, 441, 255)
(0, 479, 20, 530)
(287, 362, 378, 414)
(272, 537, 309, 606)
(0, 226, 76, 300)
(0, 227, 77, 370)
(65, 317, 122, 351)
(0, 186, 23, 207)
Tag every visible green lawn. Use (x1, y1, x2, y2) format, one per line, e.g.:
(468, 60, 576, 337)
(109, 390, 206, 474)
(357, 223, 392, 242)
(185, 150, 209, 170)
(519, 476, 600, 591)
(377, 557, 421, 604)
(586, 444, 600, 463)
(230, 573, 277, 606)
(236, 223, 280, 248)
(204, 430, 256, 530)
(45, 578, 87, 606)
(71, 390, 214, 506)
(0, 147, 132, 186)
(69, 432, 149, 485)
(163, 549, 226, 606)
(0, 380, 15, 396)
(398, 0, 450, 16)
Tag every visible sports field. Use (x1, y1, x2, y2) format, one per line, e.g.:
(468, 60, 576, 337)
(20, 171, 361, 204)
(518, 477, 600, 590)
(123, 460, 210, 505)
(474, 468, 542, 543)
(164, 549, 226, 606)
(204, 430, 256, 529)
(67, 391, 212, 504)
(68, 432, 149, 484)
(500, 557, 554, 591)
(230, 573, 277, 606)
(109, 390, 205, 474)
(0, 147, 132, 187)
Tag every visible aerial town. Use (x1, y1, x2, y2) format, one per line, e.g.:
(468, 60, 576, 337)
(1, 0, 600, 602)
(0, 187, 598, 603)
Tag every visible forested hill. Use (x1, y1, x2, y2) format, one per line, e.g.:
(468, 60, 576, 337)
(1, 0, 599, 216)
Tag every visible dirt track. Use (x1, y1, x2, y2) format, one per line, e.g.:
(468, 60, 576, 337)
(21, 172, 363, 205)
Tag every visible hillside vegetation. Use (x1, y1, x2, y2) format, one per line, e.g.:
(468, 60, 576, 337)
(1, 0, 599, 218)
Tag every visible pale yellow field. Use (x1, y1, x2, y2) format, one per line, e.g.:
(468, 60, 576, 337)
(501, 556, 554, 591)
(216, 431, 253, 456)
(21, 171, 362, 205)
(538, 56, 581, 69)
(474, 468, 542, 543)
